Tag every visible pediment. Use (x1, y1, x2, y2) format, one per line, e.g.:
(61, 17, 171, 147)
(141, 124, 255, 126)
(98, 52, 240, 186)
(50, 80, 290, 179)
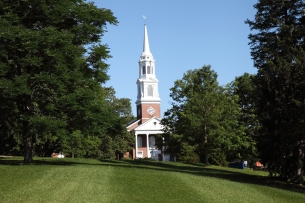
(134, 117, 163, 131)
(126, 119, 141, 131)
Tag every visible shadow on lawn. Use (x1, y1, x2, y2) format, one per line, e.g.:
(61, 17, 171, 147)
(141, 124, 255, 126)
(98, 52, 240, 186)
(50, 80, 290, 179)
(0, 158, 86, 166)
(1, 157, 304, 194)
(101, 159, 305, 194)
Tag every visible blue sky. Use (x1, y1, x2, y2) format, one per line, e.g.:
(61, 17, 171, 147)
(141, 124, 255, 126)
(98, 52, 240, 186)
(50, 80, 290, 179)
(93, 0, 258, 116)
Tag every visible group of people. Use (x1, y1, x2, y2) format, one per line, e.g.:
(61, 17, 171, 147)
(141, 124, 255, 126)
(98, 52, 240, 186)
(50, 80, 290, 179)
(51, 152, 65, 158)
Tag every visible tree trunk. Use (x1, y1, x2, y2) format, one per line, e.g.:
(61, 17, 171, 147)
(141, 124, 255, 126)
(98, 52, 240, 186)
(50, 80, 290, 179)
(72, 153, 75, 158)
(204, 124, 209, 165)
(291, 141, 304, 185)
(21, 94, 33, 164)
(24, 136, 33, 164)
(32, 142, 36, 157)
(295, 167, 304, 185)
(204, 148, 209, 165)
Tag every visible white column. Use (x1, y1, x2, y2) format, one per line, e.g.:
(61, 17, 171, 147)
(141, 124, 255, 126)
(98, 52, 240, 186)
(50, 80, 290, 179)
(146, 133, 149, 158)
(135, 133, 138, 159)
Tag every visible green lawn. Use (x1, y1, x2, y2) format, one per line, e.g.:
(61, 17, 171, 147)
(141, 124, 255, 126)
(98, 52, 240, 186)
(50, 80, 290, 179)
(0, 157, 304, 203)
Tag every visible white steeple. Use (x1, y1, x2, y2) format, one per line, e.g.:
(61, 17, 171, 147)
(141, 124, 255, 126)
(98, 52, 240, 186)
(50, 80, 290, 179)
(138, 24, 155, 79)
(143, 24, 151, 55)
(136, 23, 160, 105)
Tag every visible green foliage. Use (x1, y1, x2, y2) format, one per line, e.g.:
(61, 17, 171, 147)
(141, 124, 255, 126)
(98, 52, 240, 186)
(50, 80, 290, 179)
(179, 142, 199, 163)
(232, 73, 259, 161)
(157, 133, 182, 161)
(0, 0, 134, 163)
(99, 135, 115, 159)
(62, 130, 87, 158)
(101, 87, 135, 159)
(61, 130, 101, 158)
(98, 131, 134, 160)
(209, 149, 228, 167)
(161, 65, 250, 165)
(246, 0, 305, 184)
(104, 87, 136, 124)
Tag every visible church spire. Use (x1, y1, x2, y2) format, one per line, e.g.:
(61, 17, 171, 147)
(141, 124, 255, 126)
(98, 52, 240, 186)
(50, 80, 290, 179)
(138, 22, 155, 79)
(143, 24, 151, 54)
(136, 20, 160, 108)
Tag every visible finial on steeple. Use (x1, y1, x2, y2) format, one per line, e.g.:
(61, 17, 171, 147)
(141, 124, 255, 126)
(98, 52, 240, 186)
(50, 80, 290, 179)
(143, 15, 146, 24)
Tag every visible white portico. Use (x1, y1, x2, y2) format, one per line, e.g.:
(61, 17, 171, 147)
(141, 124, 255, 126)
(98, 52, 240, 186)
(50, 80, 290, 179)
(133, 117, 163, 160)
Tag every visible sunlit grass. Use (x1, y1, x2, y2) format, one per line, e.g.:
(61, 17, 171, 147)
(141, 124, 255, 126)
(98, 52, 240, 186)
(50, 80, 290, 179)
(0, 157, 304, 203)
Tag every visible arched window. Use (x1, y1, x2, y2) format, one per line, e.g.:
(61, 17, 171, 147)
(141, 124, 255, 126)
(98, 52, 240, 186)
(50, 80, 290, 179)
(147, 85, 153, 96)
(137, 136, 142, 147)
(142, 66, 146, 74)
(149, 136, 155, 148)
(147, 66, 151, 74)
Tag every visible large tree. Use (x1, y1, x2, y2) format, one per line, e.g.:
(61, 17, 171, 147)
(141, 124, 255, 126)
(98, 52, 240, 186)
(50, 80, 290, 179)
(233, 73, 259, 163)
(160, 65, 248, 165)
(101, 87, 135, 159)
(246, 0, 305, 183)
(0, 0, 117, 163)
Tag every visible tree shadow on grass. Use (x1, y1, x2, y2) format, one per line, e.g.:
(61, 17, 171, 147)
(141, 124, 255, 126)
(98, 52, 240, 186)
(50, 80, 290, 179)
(100, 159, 305, 194)
(1, 157, 304, 194)
(0, 158, 94, 166)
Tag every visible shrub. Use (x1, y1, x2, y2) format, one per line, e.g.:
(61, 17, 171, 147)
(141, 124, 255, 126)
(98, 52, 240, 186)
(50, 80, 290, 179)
(209, 149, 228, 166)
(179, 143, 199, 163)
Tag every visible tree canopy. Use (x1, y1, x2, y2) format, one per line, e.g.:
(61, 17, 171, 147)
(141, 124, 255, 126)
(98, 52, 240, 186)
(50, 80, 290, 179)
(246, 0, 305, 184)
(160, 65, 252, 165)
(0, 0, 133, 163)
(233, 73, 259, 164)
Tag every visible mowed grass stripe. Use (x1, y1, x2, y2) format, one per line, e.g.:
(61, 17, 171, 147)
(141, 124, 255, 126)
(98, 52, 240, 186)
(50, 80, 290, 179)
(108, 164, 204, 202)
(0, 160, 113, 203)
(103, 160, 305, 203)
(1, 158, 305, 203)
(173, 170, 304, 203)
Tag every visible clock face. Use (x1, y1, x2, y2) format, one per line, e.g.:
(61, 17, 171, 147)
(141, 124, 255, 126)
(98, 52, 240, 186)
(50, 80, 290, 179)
(147, 107, 155, 115)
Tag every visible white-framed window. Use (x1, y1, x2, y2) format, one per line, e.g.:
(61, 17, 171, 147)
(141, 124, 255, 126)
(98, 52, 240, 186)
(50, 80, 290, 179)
(147, 85, 153, 96)
(149, 136, 155, 148)
(137, 136, 142, 147)
(147, 66, 151, 74)
(142, 66, 146, 74)
(137, 151, 143, 158)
